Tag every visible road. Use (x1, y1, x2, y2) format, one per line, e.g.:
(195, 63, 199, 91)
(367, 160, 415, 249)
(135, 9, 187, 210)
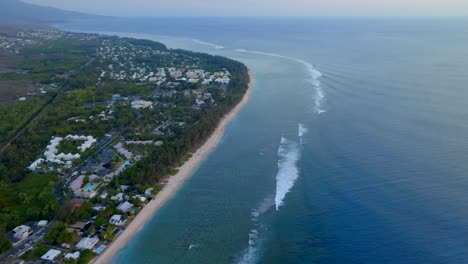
(0, 57, 96, 153)
(0, 57, 97, 260)
(0, 223, 51, 262)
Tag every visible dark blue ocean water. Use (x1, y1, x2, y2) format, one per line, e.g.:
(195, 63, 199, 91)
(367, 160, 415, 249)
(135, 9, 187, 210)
(61, 18, 468, 264)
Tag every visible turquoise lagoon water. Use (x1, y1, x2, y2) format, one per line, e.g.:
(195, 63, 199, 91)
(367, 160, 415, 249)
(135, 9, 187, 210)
(61, 18, 468, 264)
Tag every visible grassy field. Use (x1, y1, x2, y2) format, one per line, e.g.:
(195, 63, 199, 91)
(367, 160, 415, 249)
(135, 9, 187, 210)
(0, 53, 16, 73)
(0, 80, 38, 105)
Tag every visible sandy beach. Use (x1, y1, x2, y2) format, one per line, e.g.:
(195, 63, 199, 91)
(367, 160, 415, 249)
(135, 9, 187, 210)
(91, 70, 254, 264)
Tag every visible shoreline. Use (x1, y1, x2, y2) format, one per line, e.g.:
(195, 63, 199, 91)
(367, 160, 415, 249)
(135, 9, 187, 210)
(91, 70, 254, 264)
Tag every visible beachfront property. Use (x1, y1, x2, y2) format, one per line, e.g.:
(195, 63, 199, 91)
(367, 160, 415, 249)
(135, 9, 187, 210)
(76, 236, 99, 250)
(145, 187, 154, 197)
(95, 37, 233, 92)
(0, 27, 247, 263)
(117, 201, 134, 213)
(133, 194, 147, 203)
(41, 249, 61, 261)
(109, 215, 126, 226)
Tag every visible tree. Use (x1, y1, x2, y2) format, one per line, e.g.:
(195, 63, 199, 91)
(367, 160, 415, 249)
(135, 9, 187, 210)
(45, 221, 74, 245)
(0, 228, 12, 253)
(78, 249, 95, 264)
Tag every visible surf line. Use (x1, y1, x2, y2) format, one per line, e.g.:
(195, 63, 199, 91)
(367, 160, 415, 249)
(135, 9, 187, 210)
(235, 49, 325, 114)
(192, 38, 225, 49)
(275, 123, 309, 211)
(236, 123, 309, 264)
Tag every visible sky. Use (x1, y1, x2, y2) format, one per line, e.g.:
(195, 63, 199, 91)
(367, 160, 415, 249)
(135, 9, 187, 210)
(23, 0, 468, 17)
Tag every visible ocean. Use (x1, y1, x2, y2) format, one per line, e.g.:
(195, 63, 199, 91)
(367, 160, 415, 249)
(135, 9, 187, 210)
(59, 17, 468, 264)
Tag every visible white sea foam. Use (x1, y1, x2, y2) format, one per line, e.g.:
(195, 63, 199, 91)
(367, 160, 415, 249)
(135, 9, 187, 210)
(188, 244, 199, 250)
(237, 133, 304, 263)
(235, 49, 325, 114)
(298, 123, 308, 145)
(236, 196, 274, 264)
(275, 137, 301, 211)
(192, 39, 224, 49)
(298, 123, 308, 138)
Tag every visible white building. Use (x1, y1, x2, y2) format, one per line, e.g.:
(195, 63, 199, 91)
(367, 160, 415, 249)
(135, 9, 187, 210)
(13, 225, 32, 239)
(145, 187, 154, 197)
(37, 220, 48, 227)
(76, 236, 99, 250)
(117, 201, 134, 213)
(65, 251, 80, 260)
(131, 100, 153, 109)
(111, 193, 124, 202)
(133, 195, 147, 203)
(100, 192, 108, 199)
(41, 249, 61, 261)
(109, 215, 126, 226)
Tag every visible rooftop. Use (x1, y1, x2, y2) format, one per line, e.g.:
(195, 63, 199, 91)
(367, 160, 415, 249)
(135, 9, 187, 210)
(76, 236, 99, 250)
(41, 249, 61, 261)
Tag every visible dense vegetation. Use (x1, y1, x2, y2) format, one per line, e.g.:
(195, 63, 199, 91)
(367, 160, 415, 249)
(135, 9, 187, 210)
(0, 29, 249, 256)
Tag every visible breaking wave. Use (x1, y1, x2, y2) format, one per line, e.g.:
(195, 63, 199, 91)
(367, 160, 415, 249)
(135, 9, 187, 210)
(192, 39, 224, 49)
(237, 124, 307, 263)
(188, 244, 199, 250)
(275, 137, 301, 211)
(299, 123, 308, 145)
(236, 196, 275, 264)
(235, 49, 325, 114)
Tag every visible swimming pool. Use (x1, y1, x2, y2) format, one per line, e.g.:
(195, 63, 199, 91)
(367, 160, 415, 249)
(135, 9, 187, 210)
(85, 183, 95, 191)
(95, 245, 106, 254)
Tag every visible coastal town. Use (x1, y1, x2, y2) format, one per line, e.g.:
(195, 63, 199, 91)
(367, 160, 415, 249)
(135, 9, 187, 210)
(0, 28, 249, 263)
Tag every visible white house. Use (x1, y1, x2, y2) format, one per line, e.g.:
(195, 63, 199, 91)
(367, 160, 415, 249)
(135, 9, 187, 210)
(116, 201, 134, 213)
(133, 195, 147, 203)
(100, 192, 108, 199)
(13, 225, 32, 239)
(37, 220, 48, 227)
(76, 236, 99, 250)
(111, 193, 124, 202)
(109, 215, 126, 226)
(145, 187, 154, 197)
(131, 100, 153, 109)
(41, 249, 61, 261)
(215, 77, 230, 85)
(65, 251, 80, 260)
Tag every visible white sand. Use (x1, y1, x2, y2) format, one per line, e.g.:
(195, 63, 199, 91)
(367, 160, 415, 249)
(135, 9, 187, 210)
(91, 71, 254, 264)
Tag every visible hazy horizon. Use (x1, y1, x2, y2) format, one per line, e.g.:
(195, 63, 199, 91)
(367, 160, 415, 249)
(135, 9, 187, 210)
(22, 0, 468, 17)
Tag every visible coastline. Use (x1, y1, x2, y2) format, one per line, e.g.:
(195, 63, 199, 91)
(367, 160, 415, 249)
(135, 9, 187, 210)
(91, 70, 254, 264)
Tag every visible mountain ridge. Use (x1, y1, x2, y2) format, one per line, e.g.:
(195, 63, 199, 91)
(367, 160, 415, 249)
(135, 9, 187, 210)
(0, 0, 100, 25)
